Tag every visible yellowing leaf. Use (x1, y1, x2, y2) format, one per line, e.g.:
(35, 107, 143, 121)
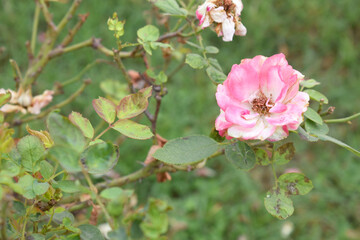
(112, 119, 153, 140)
(93, 97, 117, 124)
(69, 112, 94, 139)
(26, 125, 54, 148)
(116, 86, 152, 119)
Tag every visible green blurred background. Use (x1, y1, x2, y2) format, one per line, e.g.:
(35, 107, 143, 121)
(1, 0, 360, 239)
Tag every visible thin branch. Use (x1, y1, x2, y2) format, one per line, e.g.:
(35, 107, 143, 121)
(151, 95, 162, 135)
(57, 0, 82, 33)
(59, 150, 225, 205)
(9, 59, 23, 83)
(324, 112, 360, 124)
(39, 0, 57, 31)
(60, 13, 89, 47)
(31, 2, 41, 53)
(113, 50, 133, 90)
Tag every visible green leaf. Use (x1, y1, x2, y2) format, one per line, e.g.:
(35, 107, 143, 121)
(206, 66, 227, 84)
(225, 142, 256, 170)
(112, 119, 153, 140)
(305, 119, 329, 135)
(304, 89, 329, 104)
(0, 91, 11, 107)
(81, 142, 119, 174)
(300, 79, 320, 88)
(29, 234, 45, 240)
(142, 42, 153, 55)
(79, 224, 104, 240)
(107, 15, 125, 39)
(150, 42, 173, 50)
(55, 180, 82, 193)
(108, 228, 128, 240)
(100, 187, 133, 201)
(264, 189, 294, 219)
(153, 0, 188, 16)
(205, 46, 219, 54)
(17, 135, 45, 173)
(278, 173, 313, 195)
(69, 112, 94, 139)
(208, 58, 223, 72)
(117, 86, 152, 119)
(209, 127, 225, 143)
(40, 161, 54, 180)
(13, 201, 26, 219)
(317, 134, 360, 157)
(47, 112, 86, 150)
(33, 180, 49, 195)
(153, 136, 219, 165)
(52, 208, 75, 225)
(304, 108, 323, 125)
(49, 146, 81, 173)
(297, 126, 319, 142)
(92, 97, 117, 124)
(255, 148, 270, 166)
(140, 198, 171, 239)
(63, 217, 81, 233)
(273, 142, 295, 165)
(185, 53, 207, 69)
(0, 112, 4, 123)
(146, 70, 168, 85)
(1, 156, 20, 177)
(100, 80, 129, 101)
(18, 175, 35, 199)
(137, 25, 160, 42)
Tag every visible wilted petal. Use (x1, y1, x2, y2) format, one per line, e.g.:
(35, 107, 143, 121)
(210, 7, 227, 23)
(221, 17, 235, 41)
(235, 21, 247, 36)
(28, 90, 54, 115)
(232, 0, 244, 15)
(1, 104, 27, 114)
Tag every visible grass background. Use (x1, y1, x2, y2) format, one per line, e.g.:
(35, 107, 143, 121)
(1, 0, 360, 239)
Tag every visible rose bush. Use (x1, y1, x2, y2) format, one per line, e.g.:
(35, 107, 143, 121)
(0, 0, 359, 239)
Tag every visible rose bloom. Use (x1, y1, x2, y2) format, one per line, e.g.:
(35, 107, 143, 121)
(196, 0, 246, 42)
(215, 53, 309, 141)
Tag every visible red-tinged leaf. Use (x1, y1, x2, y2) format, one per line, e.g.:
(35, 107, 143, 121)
(92, 97, 116, 124)
(69, 112, 94, 139)
(112, 119, 153, 140)
(116, 86, 152, 120)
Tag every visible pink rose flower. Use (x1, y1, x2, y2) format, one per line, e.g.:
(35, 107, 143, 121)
(215, 53, 309, 141)
(196, 0, 246, 42)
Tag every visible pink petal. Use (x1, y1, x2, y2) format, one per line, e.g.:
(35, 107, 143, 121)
(224, 106, 258, 128)
(269, 102, 287, 113)
(227, 62, 260, 102)
(227, 119, 266, 140)
(260, 66, 286, 101)
(265, 104, 303, 126)
(215, 110, 232, 132)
